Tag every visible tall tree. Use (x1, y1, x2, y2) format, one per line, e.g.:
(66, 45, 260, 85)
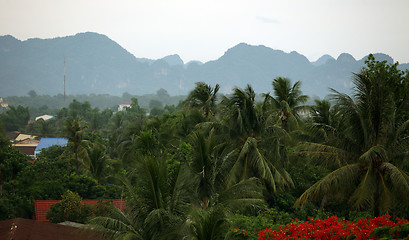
(180, 128, 264, 240)
(34, 119, 54, 137)
(295, 55, 409, 216)
(265, 77, 308, 131)
(84, 143, 108, 184)
(63, 116, 89, 174)
(271, 77, 308, 110)
(85, 156, 191, 240)
(0, 120, 9, 149)
(188, 128, 263, 209)
(0, 105, 30, 131)
(185, 82, 220, 118)
(304, 99, 342, 144)
(215, 85, 293, 194)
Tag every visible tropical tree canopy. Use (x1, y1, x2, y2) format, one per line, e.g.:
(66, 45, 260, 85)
(295, 54, 409, 216)
(185, 82, 220, 118)
(63, 116, 89, 173)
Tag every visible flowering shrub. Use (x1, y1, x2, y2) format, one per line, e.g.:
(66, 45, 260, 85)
(230, 228, 256, 240)
(231, 215, 409, 240)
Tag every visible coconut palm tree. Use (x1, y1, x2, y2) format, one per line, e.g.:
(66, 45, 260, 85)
(84, 143, 108, 184)
(271, 77, 308, 110)
(35, 118, 54, 137)
(63, 116, 89, 174)
(183, 128, 264, 240)
(188, 128, 264, 209)
(120, 129, 160, 168)
(301, 99, 343, 145)
(182, 207, 229, 240)
(185, 82, 220, 118)
(85, 155, 192, 240)
(295, 55, 409, 216)
(264, 77, 308, 131)
(85, 206, 144, 240)
(209, 85, 293, 195)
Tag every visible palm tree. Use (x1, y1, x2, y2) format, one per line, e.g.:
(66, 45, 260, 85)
(185, 82, 220, 118)
(311, 99, 330, 124)
(303, 99, 342, 144)
(295, 55, 409, 216)
(119, 129, 161, 171)
(84, 143, 108, 184)
(218, 85, 293, 193)
(182, 207, 229, 240)
(84, 204, 144, 240)
(264, 77, 308, 131)
(183, 128, 264, 239)
(35, 119, 54, 137)
(63, 116, 89, 174)
(188, 128, 264, 209)
(271, 77, 308, 110)
(85, 155, 191, 240)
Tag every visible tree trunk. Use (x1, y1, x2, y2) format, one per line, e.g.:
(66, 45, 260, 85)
(374, 173, 380, 217)
(75, 147, 79, 174)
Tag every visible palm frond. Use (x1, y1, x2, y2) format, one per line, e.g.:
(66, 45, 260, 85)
(379, 174, 393, 214)
(297, 142, 350, 168)
(358, 145, 388, 166)
(380, 162, 409, 200)
(218, 178, 264, 211)
(84, 212, 143, 240)
(295, 163, 361, 207)
(349, 168, 375, 210)
(183, 208, 229, 240)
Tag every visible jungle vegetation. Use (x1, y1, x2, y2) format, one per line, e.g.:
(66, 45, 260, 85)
(1, 55, 409, 239)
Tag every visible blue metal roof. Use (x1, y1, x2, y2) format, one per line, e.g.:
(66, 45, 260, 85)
(35, 138, 68, 152)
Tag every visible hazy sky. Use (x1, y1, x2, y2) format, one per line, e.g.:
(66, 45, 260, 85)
(1, 0, 408, 63)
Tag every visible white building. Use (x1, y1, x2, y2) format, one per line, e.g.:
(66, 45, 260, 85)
(35, 115, 55, 121)
(118, 102, 132, 111)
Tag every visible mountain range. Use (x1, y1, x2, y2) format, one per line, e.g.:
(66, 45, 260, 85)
(1, 32, 408, 98)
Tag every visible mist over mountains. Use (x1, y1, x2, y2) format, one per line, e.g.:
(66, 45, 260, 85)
(1, 32, 408, 98)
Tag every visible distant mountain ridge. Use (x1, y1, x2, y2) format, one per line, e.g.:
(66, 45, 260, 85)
(1, 32, 408, 98)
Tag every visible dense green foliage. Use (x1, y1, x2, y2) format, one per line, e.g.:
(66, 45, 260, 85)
(1, 55, 409, 239)
(0, 105, 30, 131)
(46, 190, 115, 223)
(4, 89, 184, 118)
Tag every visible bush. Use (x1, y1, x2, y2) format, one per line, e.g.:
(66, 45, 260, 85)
(92, 200, 116, 217)
(47, 190, 92, 223)
(46, 190, 118, 223)
(230, 208, 294, 234)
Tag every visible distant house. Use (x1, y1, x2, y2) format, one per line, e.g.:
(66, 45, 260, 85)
(15, 133, 36, 142)
(0, 97, 8, 109)
(34, 138, 68, 158)
(6, 132, 36, 143)
(118, 102, 132, 111)
(12, 138, 40, 158)
(35, 115, 54, 121)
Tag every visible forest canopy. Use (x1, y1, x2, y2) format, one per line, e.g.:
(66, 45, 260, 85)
(1, 54, 409, 239)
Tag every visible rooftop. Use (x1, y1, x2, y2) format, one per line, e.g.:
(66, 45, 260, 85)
(35, 138, 68, 152)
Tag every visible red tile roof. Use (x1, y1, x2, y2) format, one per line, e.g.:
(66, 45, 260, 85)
(34, 199, 125, 222)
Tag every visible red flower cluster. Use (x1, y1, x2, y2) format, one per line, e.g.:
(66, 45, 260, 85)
(234, 215, 409, 240)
